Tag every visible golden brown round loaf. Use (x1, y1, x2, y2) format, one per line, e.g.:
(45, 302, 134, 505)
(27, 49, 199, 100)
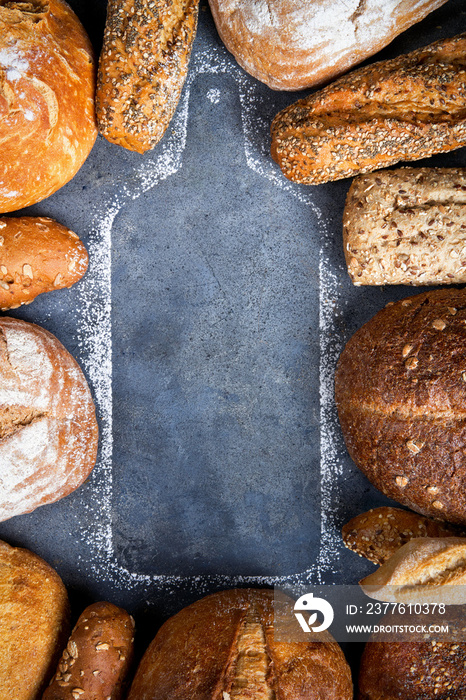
(127, 588, 353, 700)
(358, 611, 466, 699)
(208, 0, 447, 91)
(0, 0, 97, 213)
(0, 316, 99, 522)
(0, 216, 88, 310)
(335, 288, 466, 525)
(0, 538, 69, 700)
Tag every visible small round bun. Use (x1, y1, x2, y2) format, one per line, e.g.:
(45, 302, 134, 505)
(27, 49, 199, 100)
(0, 0, 97, 213)
(0, 317, 98, 521)
(208, 0, 448, 91)
(128, 588, 353, 700)
(335, 288, 466, 525)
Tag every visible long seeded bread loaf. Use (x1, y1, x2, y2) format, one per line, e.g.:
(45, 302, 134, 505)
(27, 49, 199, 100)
(96, 0, 199, 153)
(271, 33, 466, 185)
(0, 0, 97, 213)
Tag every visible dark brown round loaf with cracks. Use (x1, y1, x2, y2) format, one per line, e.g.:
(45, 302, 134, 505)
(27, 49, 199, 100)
(127, 588, 353, 700)
(335, 288, 466, 525)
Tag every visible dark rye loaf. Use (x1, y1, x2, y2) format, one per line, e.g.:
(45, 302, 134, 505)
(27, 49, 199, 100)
(335, 288, 466, 525)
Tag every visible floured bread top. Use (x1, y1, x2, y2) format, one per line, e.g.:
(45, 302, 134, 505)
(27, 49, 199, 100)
(0, 317, 98, 522)
(208, 0, 448, 89)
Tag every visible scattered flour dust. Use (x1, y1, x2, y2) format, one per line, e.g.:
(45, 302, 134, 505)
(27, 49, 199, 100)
(77, 42, 342, 595)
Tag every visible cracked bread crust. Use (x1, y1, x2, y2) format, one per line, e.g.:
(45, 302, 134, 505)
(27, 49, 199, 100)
(335, 288, 466, 525)
(0, 317, 98, 522)
(127, 588, 353, 700)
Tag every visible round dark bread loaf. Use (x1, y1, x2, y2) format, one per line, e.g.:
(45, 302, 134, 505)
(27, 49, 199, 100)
(335, 288, 466, 525)
(127, 588, 353, 700)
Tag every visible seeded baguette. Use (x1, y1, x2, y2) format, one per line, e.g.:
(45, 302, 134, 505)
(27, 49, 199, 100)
(344, 168, 466, 286)
(343, 507, 465, 565)
(271, 33, 466, 185)
(0, 216, 88, 310)
(43, 602, 135, 700)
(96, 0, 199, 153)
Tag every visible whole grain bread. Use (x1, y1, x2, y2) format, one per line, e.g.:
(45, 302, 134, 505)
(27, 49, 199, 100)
(0, 0, 97, 213)
(127, 588, 353, 700)
(342, 507, 465, 565)
(208, 0, 447, 91)
(343, 168, 466, 286)
(96, 0, 199, 153)
(43, 601, 135, 700)
(0, 217, 88, 310)
(0, 539, 69, 700)
(0, 317, 99, 522)
(271, 33, 466, 185)
(335, 288, 466, 525)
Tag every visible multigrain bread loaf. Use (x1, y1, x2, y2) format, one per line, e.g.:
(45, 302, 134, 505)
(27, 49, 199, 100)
(0, 0, 97, 213)
(335, 288, 466, 525)
(127, 588, 353, 700)
(96, 0, 199, 153)
(360, 537, 466, 603)
(271, 33, 466, 185)
(358, 611, 466, 699)
(0, 539, 69, 700)
(342, 507, 465, 565)
(43, 602, 135, 700)
(208, 0, 447, 91)
(0, 317, 98, 522)
(344, 168, 466, 286)
(0, 216, 88, 310)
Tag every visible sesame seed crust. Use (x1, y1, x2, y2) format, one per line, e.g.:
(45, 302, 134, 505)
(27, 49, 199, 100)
(96, 0, 199, 154)
(271, 33, 466, 185)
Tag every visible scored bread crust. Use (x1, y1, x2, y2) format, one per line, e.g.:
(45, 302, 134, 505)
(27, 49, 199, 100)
(335, 288, 466, 525)
(208, 0, 447, 91)
(127, 588, 353, 700)
(0, 0, 97, 213)
(271, 33, 466, 185)
(0, 317, 99, 522)
(0, 539, 69, 700)
(96, 0, 199, 154)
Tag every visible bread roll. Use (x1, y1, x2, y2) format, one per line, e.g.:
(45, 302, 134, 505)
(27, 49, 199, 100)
(0, 538, 69, 700)
(344, 168, 466, 286)
(0, 216, 88, 310)
(0, 0, 97, 213)
(127, 588, 353, 700)
(360, 537, 466, 603)
(343, 507, 465, 565)
(43, 601, 135, 700)
(359, 610, 466, 699)
(96, 0, 199, 153)
(208, 0, 447, 91)
(0, 317, 98, 522)
(335, 288, 466, 525)
(271, 34, 466, 185)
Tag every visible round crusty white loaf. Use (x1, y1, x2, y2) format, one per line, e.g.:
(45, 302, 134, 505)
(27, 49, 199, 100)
(0, 0, 97, 213)
(0, 317, 98, 522)
(208, 0, 448, 90)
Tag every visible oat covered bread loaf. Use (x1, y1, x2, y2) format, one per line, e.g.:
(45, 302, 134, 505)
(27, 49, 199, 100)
(127, 588, 353, 700)
(96, 0, 199, 153)
(358, 610, 466, 699)
(0, 317, 98, 522)
(271, 33, 466, 185)
(208, 0, 447, 91)
(342, 507, 465, 565)
(0, 216, 88, 310)
(0, 0, 97, 213)
(344, 168, 466, 286)
(0, 539, 69, 700)
(43, 602, 135, 700)
(335, 288, 466, 525)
